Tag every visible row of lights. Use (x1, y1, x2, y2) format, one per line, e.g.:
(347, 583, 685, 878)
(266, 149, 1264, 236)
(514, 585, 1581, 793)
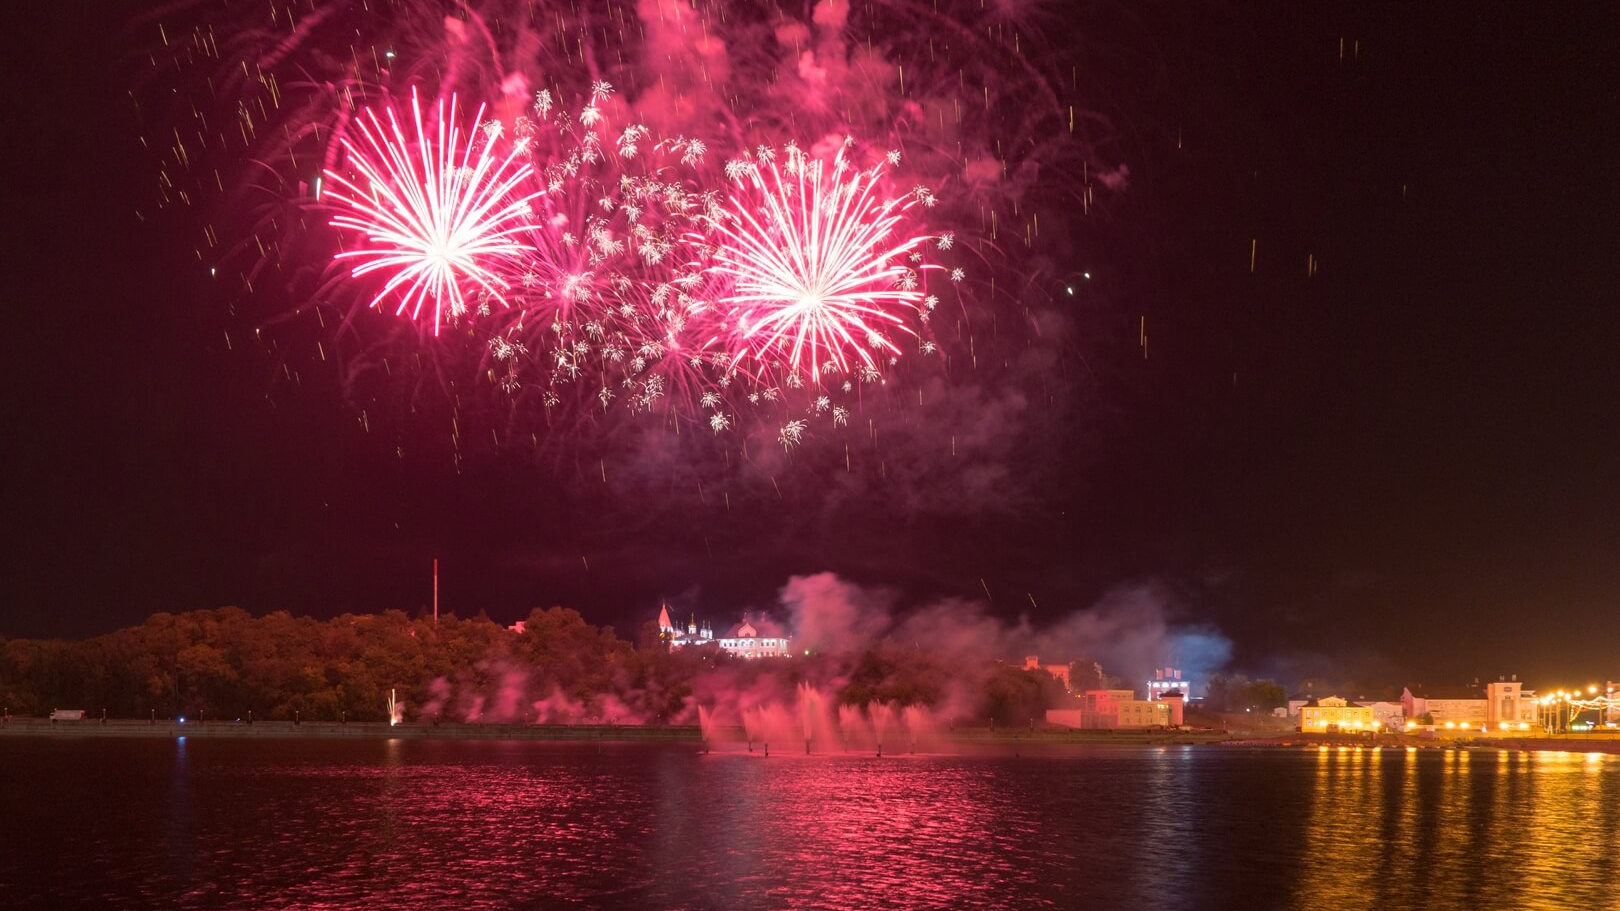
(1310, 719, 1538, 732)
(1538, 684, 1616, 705)
(1318, 719, 1383, 730)
(1403, 721, 1537, 732)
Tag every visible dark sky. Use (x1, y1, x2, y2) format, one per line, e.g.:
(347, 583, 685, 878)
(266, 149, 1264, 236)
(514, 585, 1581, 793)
(3, 3, 1616, 685)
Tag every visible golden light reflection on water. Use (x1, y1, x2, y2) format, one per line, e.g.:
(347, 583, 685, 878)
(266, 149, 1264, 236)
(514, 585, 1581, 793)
(1293, 747, 1618, 911)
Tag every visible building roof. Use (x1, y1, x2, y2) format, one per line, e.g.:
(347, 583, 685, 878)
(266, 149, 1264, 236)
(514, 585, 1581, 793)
(657, 603, 674, 631)
(1303, 696, 1362, 708)
(1405, 684, 1486, 700)
(722, 614, 788, 640)
(1345, 688, 1404, 703)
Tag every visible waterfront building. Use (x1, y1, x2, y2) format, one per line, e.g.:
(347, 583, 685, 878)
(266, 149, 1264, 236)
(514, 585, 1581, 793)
(1333, 688, 1405, 729)
(1286, 692, 1315, 718)
(657, 605, 790, 659)
(1046, 689, 1170, 729)
(1161, 690, 1186, 726)
(1353, 699, 1406, 730)
(1485, 678, 1539, 730)
(1401, 684, 1488, 725)
(1299, 696, 1377, 732)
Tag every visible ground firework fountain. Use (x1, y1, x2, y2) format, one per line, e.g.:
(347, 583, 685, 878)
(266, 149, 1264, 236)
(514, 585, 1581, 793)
(872, 701, 896, 757)
(799, 683, 817, 754)
(701, 691, 936, 757)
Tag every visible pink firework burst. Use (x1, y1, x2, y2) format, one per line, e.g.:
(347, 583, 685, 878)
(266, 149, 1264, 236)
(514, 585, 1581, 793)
(706, 148, 932, 383)
(324, 89, 540, 333)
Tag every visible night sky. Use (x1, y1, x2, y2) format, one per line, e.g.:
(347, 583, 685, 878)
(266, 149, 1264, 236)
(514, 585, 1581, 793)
(4, 4, 1616, 684)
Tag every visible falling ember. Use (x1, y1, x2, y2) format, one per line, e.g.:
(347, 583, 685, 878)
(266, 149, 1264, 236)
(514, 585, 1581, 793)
(323, 90, 541, 333)
(705, 148, 932, 384)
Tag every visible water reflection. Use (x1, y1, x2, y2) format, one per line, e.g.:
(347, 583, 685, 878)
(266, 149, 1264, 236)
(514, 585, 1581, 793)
(0, 740, 1615, 910)
(1289, 747, 1617, 911)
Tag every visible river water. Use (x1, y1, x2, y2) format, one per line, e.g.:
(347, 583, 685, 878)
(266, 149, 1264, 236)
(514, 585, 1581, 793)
(1, 737, 1616, 910)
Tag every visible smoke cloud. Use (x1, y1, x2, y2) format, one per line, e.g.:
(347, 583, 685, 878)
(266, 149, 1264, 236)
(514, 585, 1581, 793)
(779, 571, 1231, 693)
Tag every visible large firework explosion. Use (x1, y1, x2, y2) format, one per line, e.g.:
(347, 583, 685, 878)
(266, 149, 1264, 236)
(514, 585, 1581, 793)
(323, 89, 542, 332)
(138, 0, 1117, 491)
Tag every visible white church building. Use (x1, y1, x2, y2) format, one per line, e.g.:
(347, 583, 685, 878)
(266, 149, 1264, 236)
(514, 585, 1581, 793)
(658, 604, 792, 659)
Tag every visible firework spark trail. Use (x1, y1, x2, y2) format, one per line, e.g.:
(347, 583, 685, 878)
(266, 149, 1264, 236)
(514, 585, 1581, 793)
(324, 89, 542, 333)
(706, 151, 932, 384)
(141, 0, 1115, 458)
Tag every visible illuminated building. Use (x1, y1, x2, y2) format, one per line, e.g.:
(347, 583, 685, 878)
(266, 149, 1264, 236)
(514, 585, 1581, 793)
(1352, 699, 1406, 730)
(1485, 678, 1539, 730)
(1287, 692, 1316, 718)
(657, 605, 790, 659)
(1046, 689, 1170, 729)
(1161, 690, 1186, 726)
(658, 604, 716, 648)
(1023, 656, 1074, 691)
(1147, 666, 1194, 701)
(1330, 688, 1406, 728)
(715, 615, 791, 659)
(1299, 696, 1377, 733)
(1401, 684, 1487, 725)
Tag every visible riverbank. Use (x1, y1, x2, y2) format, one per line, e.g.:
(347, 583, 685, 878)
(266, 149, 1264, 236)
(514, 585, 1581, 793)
(0, 718, 1235, 746)
(1219, 731, 1620, 754)
(0, 718, 698, 742)
(12, 720, 1613, 753)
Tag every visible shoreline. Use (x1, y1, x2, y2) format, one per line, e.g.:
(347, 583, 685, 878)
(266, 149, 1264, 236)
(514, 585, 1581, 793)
(4, 720, 1615, 755)
(0, 718, 1229, 746)
(1218, 732, 1620, 755)
(0, 719, 698, 742)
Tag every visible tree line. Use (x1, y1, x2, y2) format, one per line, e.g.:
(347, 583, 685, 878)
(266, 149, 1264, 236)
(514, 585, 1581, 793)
(0, 607, 1088, 726)
(1202, 673, 1288, 713)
